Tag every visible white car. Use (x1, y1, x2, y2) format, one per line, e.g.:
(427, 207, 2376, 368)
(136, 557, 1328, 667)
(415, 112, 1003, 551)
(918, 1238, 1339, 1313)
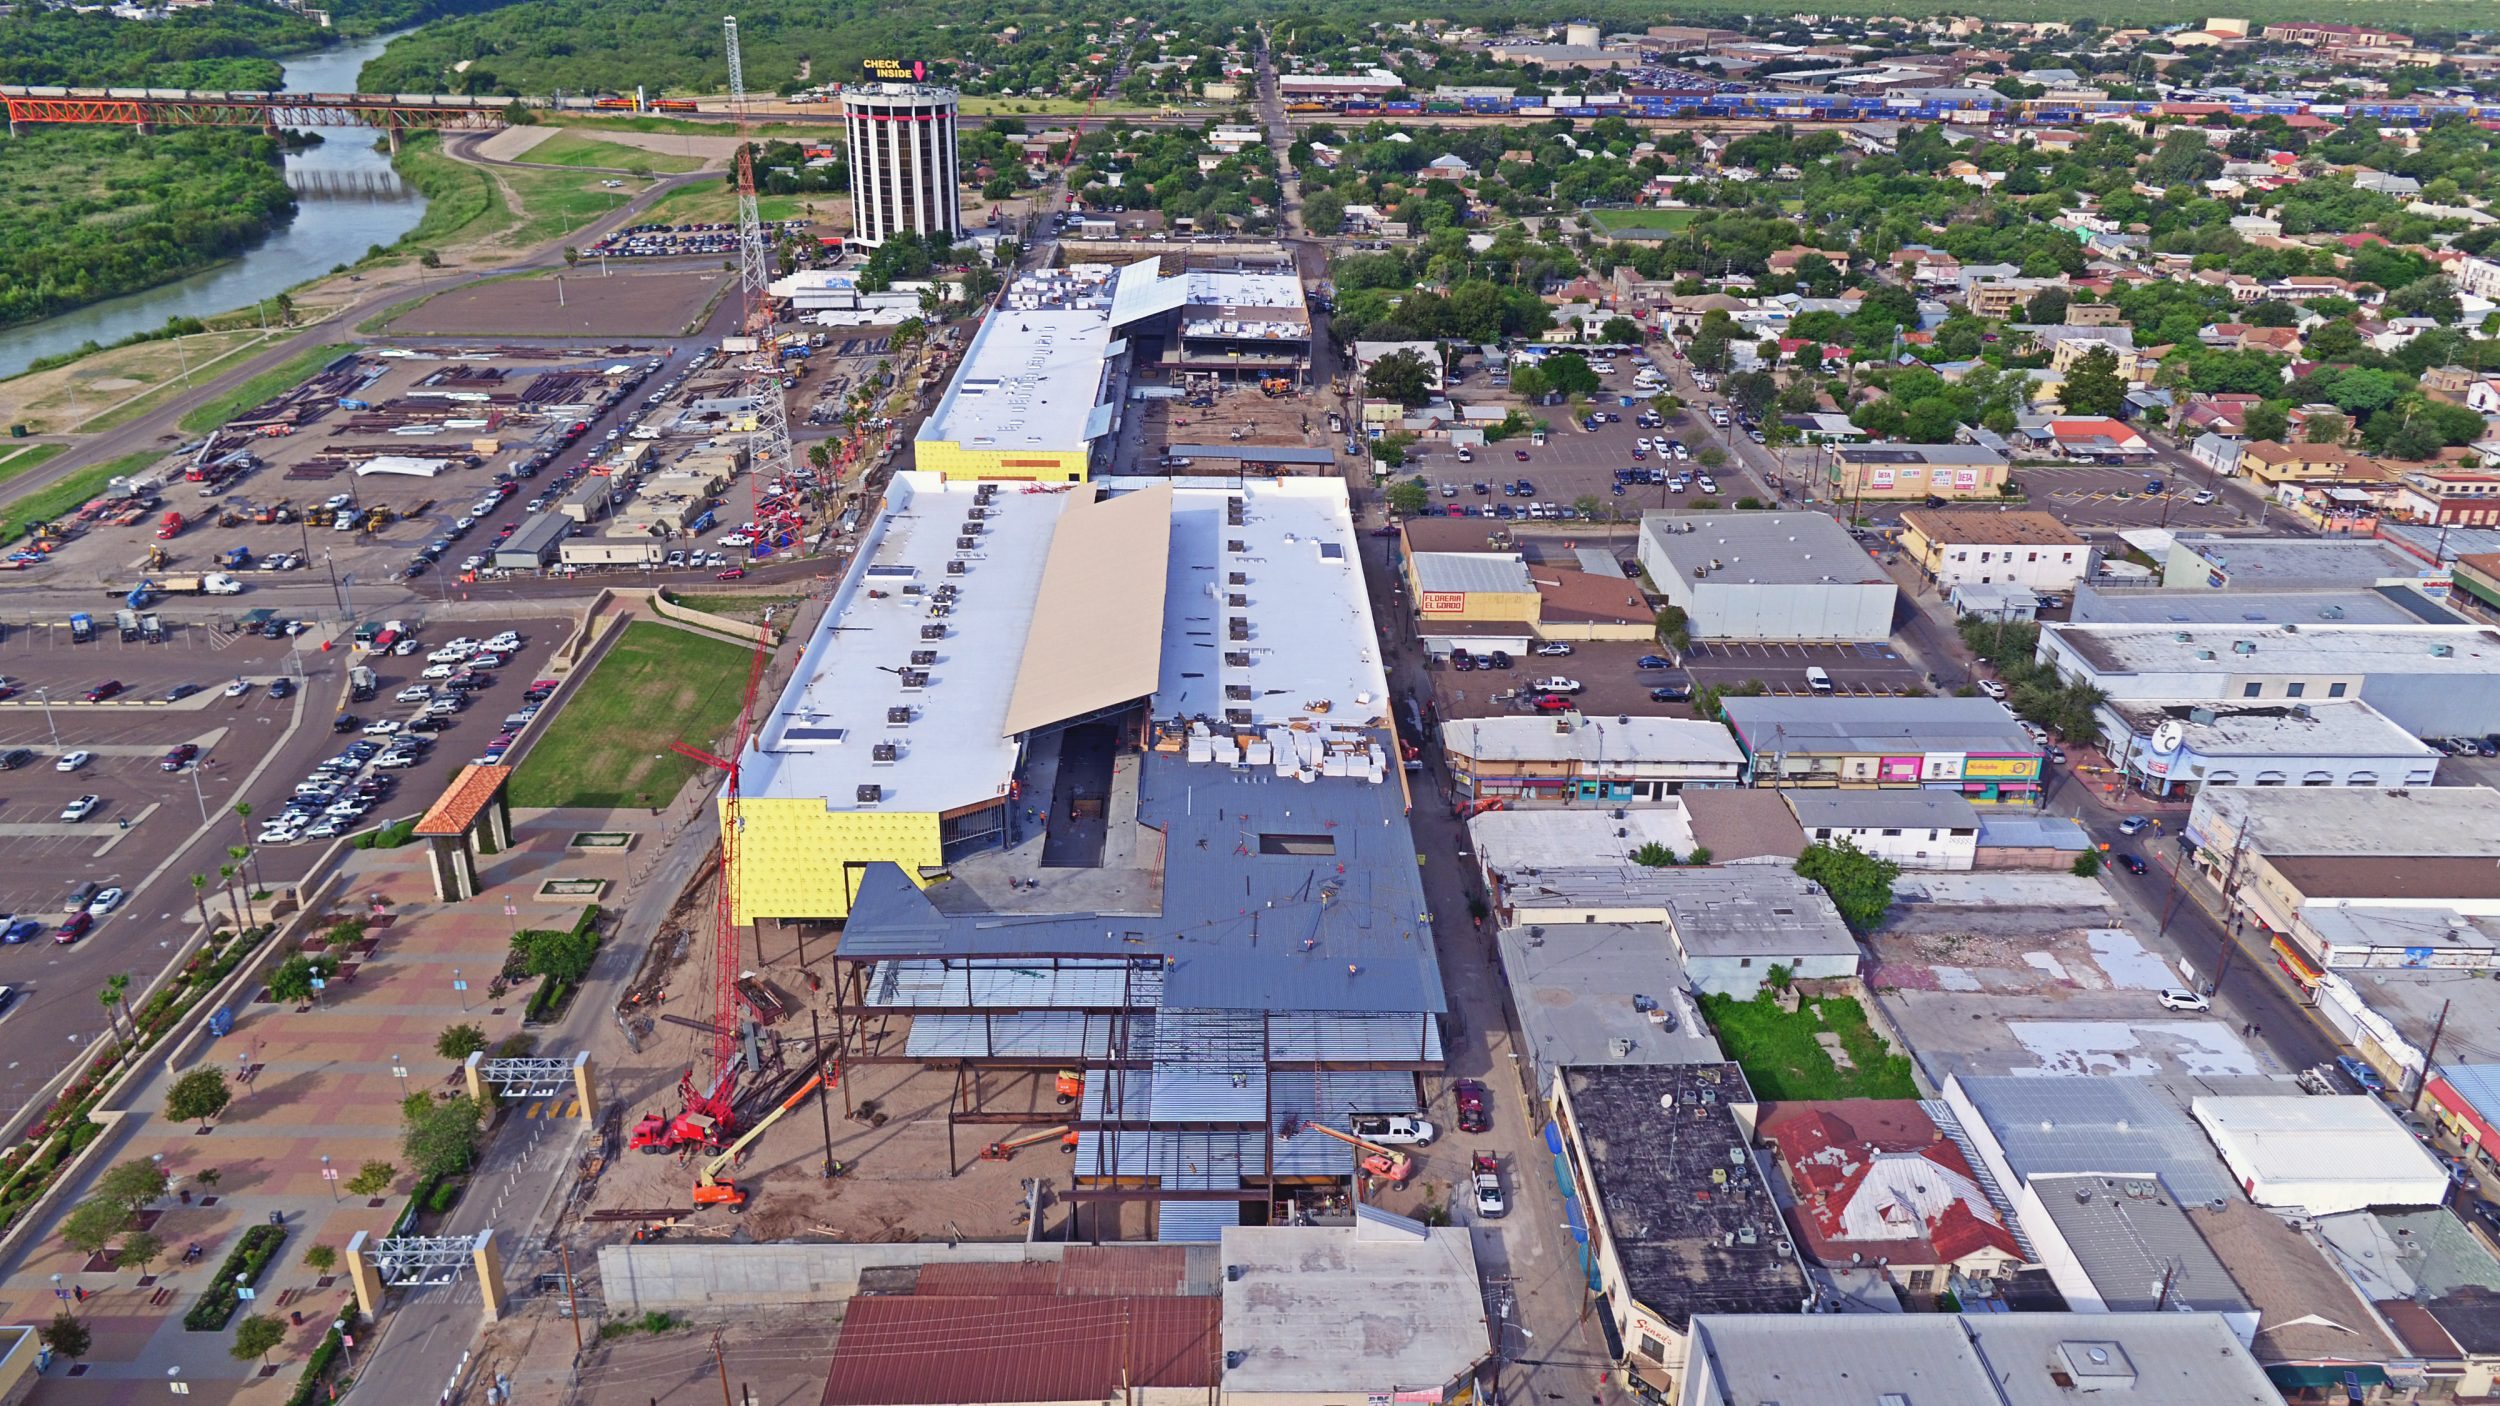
(86, 887, 123, 917)
(362, 719, 402, 737)
(459, 555, 485, 573)
(2192, 489, 2218, 505)
(1975, 679, 2008, 701)
(1635, 437, 1653, 452)
(397, 685, 434, 704)
(2157, 987, 2211, 1013)
(393, 639, 422, 656)
(223, 680, 252, 698)
(718, 533, 755, 548)
(1533, 642, 1574, 657)
(426, 647, 470, 665)
(55, 751, 91, 773)
(484, 632, 521, 652)
(1695, 475, 1719, 494)
(440, 637, 481, 655)
(258, 824, 304, 845)
(1529, 676, 1584, 694)
(422, 663, 459, 680)
(304, 818, 346, 840)
(455, 516, 477, 531)
(373, 752, 419, 769)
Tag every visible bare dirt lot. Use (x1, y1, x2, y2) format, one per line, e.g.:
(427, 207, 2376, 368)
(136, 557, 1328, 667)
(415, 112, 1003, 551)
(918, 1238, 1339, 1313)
(387, 268, 727, 338)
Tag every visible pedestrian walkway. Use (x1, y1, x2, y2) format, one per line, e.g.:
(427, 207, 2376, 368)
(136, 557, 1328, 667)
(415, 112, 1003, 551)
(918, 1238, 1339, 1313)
(0, 810, 652, 1402)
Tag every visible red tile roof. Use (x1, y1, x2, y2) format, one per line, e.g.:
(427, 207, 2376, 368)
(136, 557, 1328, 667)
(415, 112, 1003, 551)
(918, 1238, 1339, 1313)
(820, 1297, 1219, 1406)
(1759, 1100, 2023, 1269)
(413, 765, 513, 838)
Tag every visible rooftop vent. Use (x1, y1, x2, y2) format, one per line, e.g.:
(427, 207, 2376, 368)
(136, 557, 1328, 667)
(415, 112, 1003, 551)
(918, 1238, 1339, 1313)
(1228, 571, 1248, 586)
(1609, 1038, 1634, 1059)
(2433, 643, 2456, 658)
(1225, 651, 1252, 668)
(1224, 708, 1252, 726)
(1229, 618, 1250, 641)
(2188, 707, 2217, 725)
(886, 706, 913, 727)
(899, 669, 929, 691)
(956, 536, 977, 551)
(960, 520, 983, 535)
(920, 624, 947, 641)
(871, 742, 899, 766)
(1228, 539, 1246, 553)
(2194, 649, 2215, 661)
(855, 784, 883, 804)
(2231, 640, 2256, 655)
(910, 650, 937, 666)
(945, 559, 967, 575)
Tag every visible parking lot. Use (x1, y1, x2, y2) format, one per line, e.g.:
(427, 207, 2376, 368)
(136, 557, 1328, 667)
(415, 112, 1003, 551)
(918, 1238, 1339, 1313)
(580, 218, 810, 261)
(1681, 639, 1928, 695)
(1425, 635, 1699, 722)
(0, 612, 573, 1117)
(2019, 463, 2244, 531)
(383, 267, 728, 338)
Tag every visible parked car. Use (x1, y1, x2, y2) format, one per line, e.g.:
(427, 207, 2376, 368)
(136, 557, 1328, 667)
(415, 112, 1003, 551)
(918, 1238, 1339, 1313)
(2336, 1054, 2388, 1093)
(1, 918, 42, 944)
(1529, 677, 1583, 694)
(86, 887, 123, 917)
(159, 744, 200, 772)
(1471, 1152, 1506, 1219)
(224, 679, 253, 698)
(2113, 853, 2149, 875)
(1635, 655, 1675, 669)
(1649, 685, 1692, 703)
(82, 681, 124, 702)
(2157, 987, 2209, 1013)
(53, 912, 91, 945)
(1534, 643, 1573, 657)
(269, 678, 295, 701)
(1453, 1079, 1490, 1134)
(59, 795, 101, 822)
(55, 751, 92, 773)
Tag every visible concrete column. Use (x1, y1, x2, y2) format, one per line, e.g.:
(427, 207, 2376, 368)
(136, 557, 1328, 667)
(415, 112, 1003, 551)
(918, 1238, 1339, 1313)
(573, 1051, 597, 1126)
(342, 1232, 386, 1320)
(386, 123, 402, 155)
(426, 835, 477, 902)
(485, 788, 512, 851)
(462, 1050, 493, 1108)
(471, 1231, 509, 1322)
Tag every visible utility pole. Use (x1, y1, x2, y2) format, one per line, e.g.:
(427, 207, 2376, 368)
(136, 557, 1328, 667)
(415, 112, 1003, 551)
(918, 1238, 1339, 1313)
(2413, 999, 2452, 1114)
(713, 1331, 733, 1406)
(561, 1244, 583, 1353)
(2209, 819, 2254, 994)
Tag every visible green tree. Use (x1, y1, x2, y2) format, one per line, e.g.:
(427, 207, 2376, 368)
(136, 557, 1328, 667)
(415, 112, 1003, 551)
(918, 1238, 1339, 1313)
(344, 1161, 397, 1198)
(1794, 839, 1902, 933)
(99, 972, 133, 1047)
(403, 1095, 486, 1180)
(2025, 287, 2071, 325)
(267, 954, 334, 1004)
(40, 1312, 89, 1362)
(2303, 411, 2349, 444)
(1541, 353, 1601, 399)
(1655, 604, 1692, 653)
(511, 924, 598, 985)
(1363, 348, 1436, 407)
(2059, 345, 2126, 418)
(1385, 479, 1429, 517)
(436, 1023, 489, 1062)
(95, 1157, 169, 1216)
(2072, 850, 2103, 877)
(304, 1244, 339, 1274)
(165, 1068, 231, 1130)
(1631, 842, 1679, 868)
(1300, 188, 1345, 234)
(1599, 316, 1644, 346)
(189, 872, 213, 931)
(231, 1314, 285, 1364)
(2243, 401, 2289, 443)
(60, 1200, 132, 1257)
(120, 1231, 163, 1276)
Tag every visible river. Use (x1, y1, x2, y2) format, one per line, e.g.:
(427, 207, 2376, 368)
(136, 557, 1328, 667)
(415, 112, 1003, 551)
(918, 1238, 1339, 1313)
(0, 29, 428, 379)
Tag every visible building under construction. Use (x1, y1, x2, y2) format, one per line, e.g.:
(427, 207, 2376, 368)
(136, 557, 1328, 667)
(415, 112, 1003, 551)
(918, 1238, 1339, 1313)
(734, 470, 1445, 1240)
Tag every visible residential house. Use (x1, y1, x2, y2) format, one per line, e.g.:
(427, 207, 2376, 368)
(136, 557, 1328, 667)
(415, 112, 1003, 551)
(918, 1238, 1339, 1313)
(1420, 153, 1474, 181)
(2038, 325, 2142, 380)
(1766, 246, 1851, 277)
(2193, 433, 2247, 479)
(2390, 468, 2500, 527)
(2180, 394, 2265, 438)
(2238, 440, 2389, 487)
(2013, 416, 2152, 461)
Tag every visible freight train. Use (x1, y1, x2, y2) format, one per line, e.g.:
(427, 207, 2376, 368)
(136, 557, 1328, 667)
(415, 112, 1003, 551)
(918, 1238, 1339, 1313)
(1333, 89, 2500, 126)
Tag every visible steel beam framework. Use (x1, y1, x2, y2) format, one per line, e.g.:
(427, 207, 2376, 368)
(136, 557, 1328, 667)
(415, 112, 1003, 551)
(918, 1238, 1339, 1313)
(2, 96, 508, 129)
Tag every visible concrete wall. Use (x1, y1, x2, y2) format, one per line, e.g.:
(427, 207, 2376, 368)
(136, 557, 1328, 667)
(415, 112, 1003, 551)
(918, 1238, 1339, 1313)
(1685, 950, 1858, 998)
(599, 1242, 1107, 1312)
(1679, 580, 1896, 643)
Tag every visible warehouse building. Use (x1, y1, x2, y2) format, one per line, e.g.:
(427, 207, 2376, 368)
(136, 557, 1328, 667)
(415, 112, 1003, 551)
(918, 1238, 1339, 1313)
(2192, 1095, 2452, 1214)
(1824, 442, 2009, 501)
(1637, 512, 1897, 642)
(916, 260, 1314, 482)
(729, 471, 1442, 1237)
(2068, 583, 2464, 626)
(2161, 534, 2447, 592)
(1440, 714, 1745, 801)
(2037, 621, 2500, 738)
(1679, 1313, 2281, 1406)
(1720, 696, 2044, 806)
(491, 512, 569, 570)
(1782, 789, 1981, 869)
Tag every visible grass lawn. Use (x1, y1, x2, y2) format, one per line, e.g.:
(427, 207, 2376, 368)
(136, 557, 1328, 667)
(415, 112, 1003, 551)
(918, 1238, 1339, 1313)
(0, 450, 158, 542)
(1698, 990, 1918, 1101)
(499, 167, 652, 249)
(508, 621, 752, 809)
(391, 136, 515, 249)
(0, 443, 63, 489)
(650, 181, 817, 225)
(1586, 207, 1695, 237)
(521, 132, 703, 175)
(178, 343, 355, 435)
(556, 115, 821, 139)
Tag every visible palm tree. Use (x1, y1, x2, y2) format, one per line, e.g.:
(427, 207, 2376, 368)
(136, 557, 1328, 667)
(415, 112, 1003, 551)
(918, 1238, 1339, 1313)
(227, 847, 258, 926)
(231, 801, 253, 850)
(217, 866, 243, 930)
(189, 874, 213, 932)
(99, 974, 132, 1048)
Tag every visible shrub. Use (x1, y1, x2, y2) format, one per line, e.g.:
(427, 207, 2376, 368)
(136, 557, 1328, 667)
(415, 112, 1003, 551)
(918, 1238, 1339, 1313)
(183, 1223, 286, 1331)
(284, 1314, 358, 1406)
(427, 1179, 462, 1213)
(2072, 850, 2103, 877)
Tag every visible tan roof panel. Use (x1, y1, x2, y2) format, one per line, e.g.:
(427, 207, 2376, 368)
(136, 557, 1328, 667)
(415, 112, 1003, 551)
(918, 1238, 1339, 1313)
(1001, 483, 1170, 737)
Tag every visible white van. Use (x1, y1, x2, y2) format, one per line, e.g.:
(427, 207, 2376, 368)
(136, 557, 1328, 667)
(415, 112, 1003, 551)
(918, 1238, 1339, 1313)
(1805, 666, 1834, 694)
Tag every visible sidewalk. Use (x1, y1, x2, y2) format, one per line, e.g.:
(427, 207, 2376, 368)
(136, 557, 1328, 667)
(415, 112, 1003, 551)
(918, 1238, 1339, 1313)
(0, 813, 653, 1403)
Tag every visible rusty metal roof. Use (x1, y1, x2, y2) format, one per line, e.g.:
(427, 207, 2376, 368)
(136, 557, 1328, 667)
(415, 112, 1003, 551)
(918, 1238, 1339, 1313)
(819, 1296, 1218, 1406)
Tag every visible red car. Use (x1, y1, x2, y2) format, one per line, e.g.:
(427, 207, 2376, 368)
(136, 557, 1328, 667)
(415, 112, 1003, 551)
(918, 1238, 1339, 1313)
(715, 567, 746, 580)
(83, 680, 124, 702)
(1530, 693, 1574, 712)
(1454, 1079, 1490, 1134)
(54, 912, 91, 945)
(1513, 450, 1530, 462)
(159, 743, 200, 772)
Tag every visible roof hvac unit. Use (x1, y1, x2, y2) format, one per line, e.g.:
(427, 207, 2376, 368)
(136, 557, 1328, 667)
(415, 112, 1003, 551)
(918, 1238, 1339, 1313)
(2231, 640, 2257, 655)
(871, 743, 900, 766)
(856, 784, 883, 804)
(946, 559, 968, 575)
(886, 706, 913, 727)
(910, 650, 938, 666)
(921, 624, 947, 641)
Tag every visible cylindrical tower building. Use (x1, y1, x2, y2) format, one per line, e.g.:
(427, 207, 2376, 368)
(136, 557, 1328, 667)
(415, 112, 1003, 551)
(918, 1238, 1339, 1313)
(844, 83, 962, 248)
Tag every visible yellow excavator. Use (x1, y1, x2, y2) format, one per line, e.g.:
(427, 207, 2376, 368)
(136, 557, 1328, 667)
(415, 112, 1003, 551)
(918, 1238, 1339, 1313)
(689, 1063, 841, 1209)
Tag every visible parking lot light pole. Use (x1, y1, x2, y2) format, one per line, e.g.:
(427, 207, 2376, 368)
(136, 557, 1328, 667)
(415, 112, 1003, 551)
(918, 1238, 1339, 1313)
(187, 759, 210, 823)
(33, 689, 57, 748)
